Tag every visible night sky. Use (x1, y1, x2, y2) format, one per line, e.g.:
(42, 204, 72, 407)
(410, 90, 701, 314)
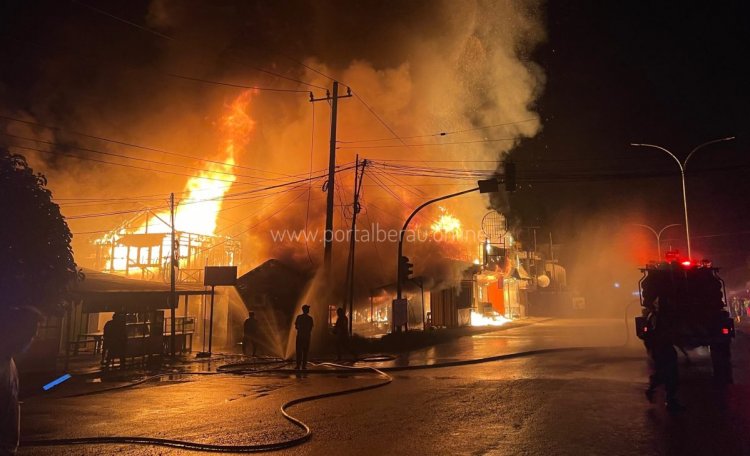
(1, 1, 749, 289)
(507, 1, 749, 287)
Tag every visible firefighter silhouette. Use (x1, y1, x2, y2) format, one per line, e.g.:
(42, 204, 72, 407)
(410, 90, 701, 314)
(294, 305, 314, 370)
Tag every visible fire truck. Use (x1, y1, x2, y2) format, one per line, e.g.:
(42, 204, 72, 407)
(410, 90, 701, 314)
(634, 256, 735, 382)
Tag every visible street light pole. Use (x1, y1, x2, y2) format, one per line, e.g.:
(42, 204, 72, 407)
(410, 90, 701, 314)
(632, 223, 681, 258)
(630, 136, 735, 259)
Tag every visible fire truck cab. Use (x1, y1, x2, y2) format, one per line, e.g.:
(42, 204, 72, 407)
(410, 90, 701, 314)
(634, 256, 734, 382)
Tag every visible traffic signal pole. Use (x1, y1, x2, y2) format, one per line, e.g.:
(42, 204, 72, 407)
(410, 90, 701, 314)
(393, 167, 513, 332)
(395, 187, 480, 302)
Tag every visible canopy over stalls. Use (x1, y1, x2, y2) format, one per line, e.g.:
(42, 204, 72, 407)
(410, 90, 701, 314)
(70, 269, 210, 313)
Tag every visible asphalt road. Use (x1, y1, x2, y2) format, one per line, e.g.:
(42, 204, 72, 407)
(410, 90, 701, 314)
(17, 318, 750, 455)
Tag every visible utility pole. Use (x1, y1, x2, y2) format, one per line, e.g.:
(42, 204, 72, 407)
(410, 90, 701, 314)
(310, 81, 352, 271)
(345, 156, 367, 336)
(169, 193, 177, 358)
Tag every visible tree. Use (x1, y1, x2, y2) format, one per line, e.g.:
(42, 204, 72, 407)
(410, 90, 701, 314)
(0, 148, 78, 314)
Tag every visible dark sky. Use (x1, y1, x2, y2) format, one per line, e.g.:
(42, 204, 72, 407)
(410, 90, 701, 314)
(1, 1, 749, 284)
(506, 1, 750, 282)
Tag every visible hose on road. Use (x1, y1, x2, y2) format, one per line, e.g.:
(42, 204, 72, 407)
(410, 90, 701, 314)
(22, 325, 631, 452)
(22, 362, 392, 453)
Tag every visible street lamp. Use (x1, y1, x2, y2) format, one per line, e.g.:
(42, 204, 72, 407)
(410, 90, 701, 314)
(630, 137, 735, 259)
(632, 223, 681, 259)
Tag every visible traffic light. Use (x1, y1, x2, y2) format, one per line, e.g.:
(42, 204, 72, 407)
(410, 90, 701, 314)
(477, 177, 499, 193)
(504, 161, 516, 192)
(399, 255, 414, 282)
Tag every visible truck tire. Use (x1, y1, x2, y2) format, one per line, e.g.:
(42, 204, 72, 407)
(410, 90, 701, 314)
(710, 342, 733, 384)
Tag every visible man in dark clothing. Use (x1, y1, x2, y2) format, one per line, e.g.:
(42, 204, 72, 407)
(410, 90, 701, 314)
(243, 311, 258, 357)
(295, 305, 314, 370)
(642, 292, 684, 412)
(109, 313, 127, 368)
(102, 315, 115, 367)
(333, 307, 351, 362)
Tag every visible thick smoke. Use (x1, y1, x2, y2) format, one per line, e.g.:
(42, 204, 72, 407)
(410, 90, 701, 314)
(1, 1, 546, 308)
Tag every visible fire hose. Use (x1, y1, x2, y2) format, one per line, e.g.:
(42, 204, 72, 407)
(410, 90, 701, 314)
(20, 345, 610, 453)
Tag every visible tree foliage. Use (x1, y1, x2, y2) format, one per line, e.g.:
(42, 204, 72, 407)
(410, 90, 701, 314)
(0, 148, 77, 314)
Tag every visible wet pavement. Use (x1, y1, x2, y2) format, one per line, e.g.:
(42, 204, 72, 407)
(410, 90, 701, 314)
(17, 317, 750, 455)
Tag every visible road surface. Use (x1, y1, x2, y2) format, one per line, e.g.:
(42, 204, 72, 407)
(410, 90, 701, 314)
(17, 318, 750, 455)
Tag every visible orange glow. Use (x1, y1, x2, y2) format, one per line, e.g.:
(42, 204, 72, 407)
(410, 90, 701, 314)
(431, 207, 462, 237)
(97, 91, 254, 272)
(470, 311, 510, 326)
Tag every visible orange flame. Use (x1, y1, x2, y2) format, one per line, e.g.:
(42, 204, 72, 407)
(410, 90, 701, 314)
(431, 207, 462, 237)
(141, 91, 252, 235)
(97, 91, 254, 272)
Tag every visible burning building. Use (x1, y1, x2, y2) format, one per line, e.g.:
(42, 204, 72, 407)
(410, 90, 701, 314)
(93, 208, 240, 284)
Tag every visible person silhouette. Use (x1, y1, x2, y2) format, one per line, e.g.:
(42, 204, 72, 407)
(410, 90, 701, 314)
(333, 307, 350, 362)
(243, 311, 258, 357)
(294, 305, 314, 370)
(102, 314, 116, 367)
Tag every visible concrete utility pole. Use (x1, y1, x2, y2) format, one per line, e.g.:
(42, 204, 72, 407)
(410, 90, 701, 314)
(310, 81, 352, 271)
(345, 156, 367, 336)
(169, 193, 177, 357)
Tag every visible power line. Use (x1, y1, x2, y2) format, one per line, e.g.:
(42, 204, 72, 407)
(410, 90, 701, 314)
(366, 171, 411, 210)
(3, 140, 352, 190)
(0, 114, 296, 178)
(2, 133, 282, 184)
(72, 0, 176, 41)
(194, 189, 310, 255)
(338, 137, 516, 149)
(167, 73, 312, 93)
(370, 158, 505, 163)
(4, 143, 239, 185)
(72, 0, 327, 91)
(61, 167, 347, 221)
(337, 118, 537, 144)
(351, 91, 411, 150)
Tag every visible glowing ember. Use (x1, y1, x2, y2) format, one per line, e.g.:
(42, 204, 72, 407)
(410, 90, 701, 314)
(471, 311, 511, 327)
(431, 207, 462, 237)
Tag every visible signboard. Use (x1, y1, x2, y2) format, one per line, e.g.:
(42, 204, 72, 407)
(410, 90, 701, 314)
(392, 298, 408, 327)
(204, 266, 237, 286)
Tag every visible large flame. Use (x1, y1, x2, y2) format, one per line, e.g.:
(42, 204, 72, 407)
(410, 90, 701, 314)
(172, 91, 253, 235)
(97, 91, 254, 273)
(431, 206, 462, 237)
(139, 91, 252, 235)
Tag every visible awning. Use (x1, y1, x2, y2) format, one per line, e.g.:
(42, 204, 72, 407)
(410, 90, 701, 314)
(70, 269, 210, 313)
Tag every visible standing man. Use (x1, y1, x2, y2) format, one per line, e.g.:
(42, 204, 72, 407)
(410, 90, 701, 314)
(243, 311, 258, 357)
(333, 307, 351, 362)
(295, 305, 314, 370)
(101, 314, 116, 367)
